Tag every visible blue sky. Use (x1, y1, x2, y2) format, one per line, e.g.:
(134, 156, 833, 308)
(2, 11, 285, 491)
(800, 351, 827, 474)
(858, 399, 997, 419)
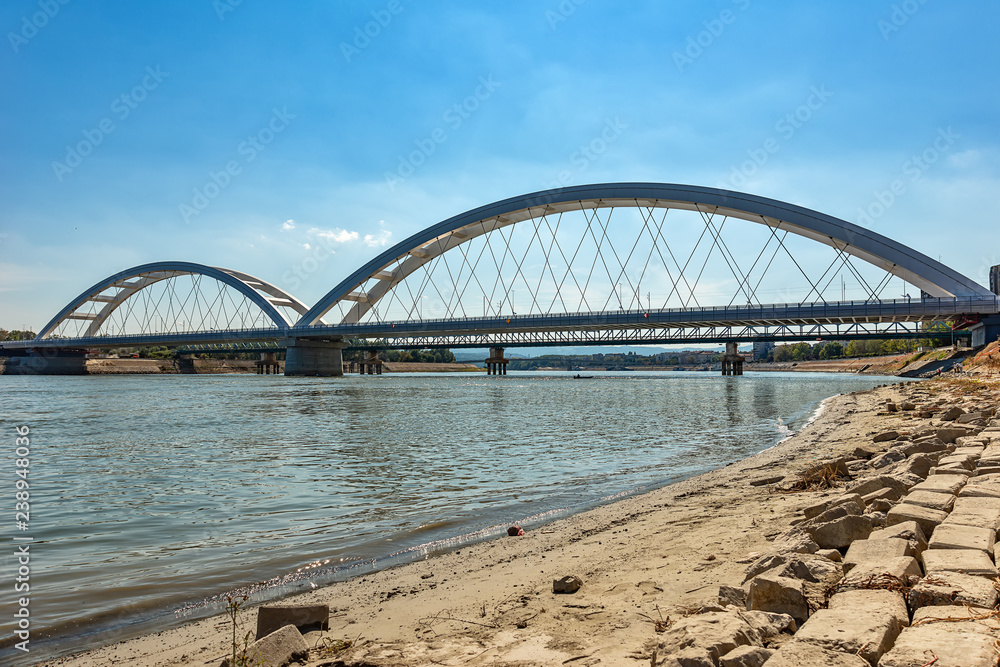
(2, 1, 998, 331)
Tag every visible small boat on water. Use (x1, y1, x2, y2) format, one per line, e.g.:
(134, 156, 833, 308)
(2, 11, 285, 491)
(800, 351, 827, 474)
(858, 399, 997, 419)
(573, 374, 594, 379)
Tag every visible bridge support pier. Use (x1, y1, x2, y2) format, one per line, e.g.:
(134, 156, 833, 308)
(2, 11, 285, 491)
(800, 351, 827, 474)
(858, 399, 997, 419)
(721, 341, 743, 376)
(256, 352, 280, 374)
(485, 346, 509, 376)
(283, 338, 346, 376)
(358, 350, 383, 375)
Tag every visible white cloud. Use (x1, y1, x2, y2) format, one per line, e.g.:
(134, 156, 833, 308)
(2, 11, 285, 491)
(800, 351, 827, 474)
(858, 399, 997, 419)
(364, 230, 392, 247)
(282, 219, 296, 231)
(302, 242, 311, 250)
(948, 150, 980, 169)
(309, 227, 359, 243)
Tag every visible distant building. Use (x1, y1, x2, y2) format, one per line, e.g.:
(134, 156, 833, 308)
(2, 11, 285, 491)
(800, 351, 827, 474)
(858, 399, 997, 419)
(752, 341, 775, 361)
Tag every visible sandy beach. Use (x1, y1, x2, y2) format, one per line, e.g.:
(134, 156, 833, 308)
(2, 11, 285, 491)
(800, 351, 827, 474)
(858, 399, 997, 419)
(36, 371, 1000, 666)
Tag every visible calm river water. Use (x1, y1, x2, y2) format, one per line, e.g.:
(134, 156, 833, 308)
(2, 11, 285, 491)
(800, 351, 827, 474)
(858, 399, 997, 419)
(0, 370, 906, 664)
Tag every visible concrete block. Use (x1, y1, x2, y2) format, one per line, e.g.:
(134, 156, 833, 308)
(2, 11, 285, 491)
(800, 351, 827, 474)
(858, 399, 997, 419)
(975, 465, 1000, 475)
(224, 624, 308, 667)
(806, 514, 875, 549)
(255, 604, 329, 640)
(795, 589, 907, 664)
(717, 645, 773, 667)
(878, 621, 999, 667)
(929, 465, 974, 477)
(921, 548, 998, 578)
(862, 487, 900, 504)
(908, 572, 999, 609)
(909, 475, 967, 495)
(937, 427, 974, 443)
(842, 556, 922, 584)
(928, 523, 996, 553)
(896, 439, 951, 456)
(957, 483, 1000, 499)
(880, 606, 1000, 667)
(886, 504, 949, 538)
(954, 496, 1000, 513)
(942, 509, 1000, 533)
(848, 475, 909, 499)
(803, 493, 864, 520)
(843, 538, 913, 573)
(718, 585, 747, 609)
(900, 490, 956, 513)
(953, 445, 985, 456)
(868, 521, 928, 556)
(746, 573, 809, 625)
(761, 641, 869, 667)
(937, 454, 976, 470)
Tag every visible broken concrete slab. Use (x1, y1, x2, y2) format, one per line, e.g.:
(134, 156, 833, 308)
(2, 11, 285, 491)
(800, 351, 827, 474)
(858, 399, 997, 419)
(806, 514, 875, 549)
(879, 606, 1000, 667)
(654, 611, 763, 665)
(842, 556, 921, 584)
(921, 548, 998, 578)
(929, 465, 975, 477)
(843, 538, 913, 573)
(936, 454, 976, 470)
(848, 475, 909, 499)
(868, 521, 928, 556)
(717, 645, 773, 667)
(908, 571, 999, 609)
(886, 504, 949, 538)
(760, 641, 869, 666)
(942, 510, 1000, 533)
(255, 604, 329, 640)
(900, 489, 956, 513)
(222, 624, 308, 667)
(862, 487, 900, 505)
(937, 427, 974, 443)
(957, 483, 1000, 499)
(927, 523, 996, 553)
(794, 589, 907, 664)
(803, 493, 865, 520)
(909, 475, 967, 495)
(746, 573, 809, 626)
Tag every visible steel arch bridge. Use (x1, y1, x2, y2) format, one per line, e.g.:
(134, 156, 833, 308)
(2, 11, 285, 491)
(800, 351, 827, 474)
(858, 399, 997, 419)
(5, 184, 999, 374)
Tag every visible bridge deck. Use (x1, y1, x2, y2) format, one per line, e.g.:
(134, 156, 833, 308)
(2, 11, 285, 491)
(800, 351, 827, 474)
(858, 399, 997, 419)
(4, 297, 996, 351)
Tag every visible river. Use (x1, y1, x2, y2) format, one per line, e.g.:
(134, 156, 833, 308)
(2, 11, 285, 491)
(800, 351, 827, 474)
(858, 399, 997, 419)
(0, 370, 907, 665)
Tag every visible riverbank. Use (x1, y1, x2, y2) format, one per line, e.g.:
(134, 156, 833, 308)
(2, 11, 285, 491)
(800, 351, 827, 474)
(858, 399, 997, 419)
(39, 375, 1000, 666)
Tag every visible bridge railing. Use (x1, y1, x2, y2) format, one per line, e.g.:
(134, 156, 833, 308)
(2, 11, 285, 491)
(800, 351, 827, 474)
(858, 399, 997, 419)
(295, 295, 1000, 333)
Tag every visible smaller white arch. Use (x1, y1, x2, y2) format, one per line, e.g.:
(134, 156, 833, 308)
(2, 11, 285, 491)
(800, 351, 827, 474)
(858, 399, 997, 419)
(36, 261, 308, 340)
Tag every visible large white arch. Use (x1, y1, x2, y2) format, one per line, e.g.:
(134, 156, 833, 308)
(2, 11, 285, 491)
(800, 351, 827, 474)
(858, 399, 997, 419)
(296, 183, 991, 327)
(36, 261, 308, 340)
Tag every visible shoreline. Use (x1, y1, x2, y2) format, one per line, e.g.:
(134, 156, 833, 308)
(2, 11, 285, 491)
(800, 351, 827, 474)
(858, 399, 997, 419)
(32, 376, 938, 666)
